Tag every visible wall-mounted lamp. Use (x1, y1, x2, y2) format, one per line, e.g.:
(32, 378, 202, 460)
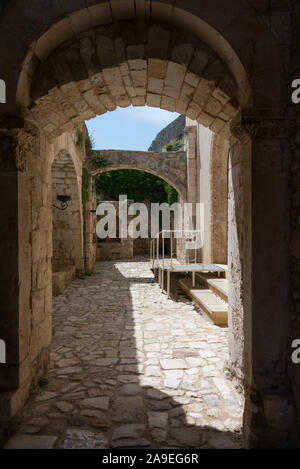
(53, 195, 71, 210)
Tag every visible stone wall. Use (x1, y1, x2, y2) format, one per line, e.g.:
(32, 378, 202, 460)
(227, 137, 252, 384)
(210, 135, 229, 264)
(0, 125, 87, 437)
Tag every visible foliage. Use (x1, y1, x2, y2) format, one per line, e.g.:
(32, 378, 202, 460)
(164, 182, 178, 205)
(76, 128, 96, 150)
(93, 151, 108, 170)
(76, 269, 94, 279)
(162, 135, 184, 152)
(85, 132, 95, 150)
(95, 169, 178, 204)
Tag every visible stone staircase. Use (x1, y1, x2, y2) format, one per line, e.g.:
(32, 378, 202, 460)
(178, 272, 228, 326)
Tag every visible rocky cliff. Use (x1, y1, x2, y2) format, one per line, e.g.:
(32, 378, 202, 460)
(148, 115, 186, 152)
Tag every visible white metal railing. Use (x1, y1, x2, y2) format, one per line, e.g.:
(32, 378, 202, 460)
(150, 229, 204, 270)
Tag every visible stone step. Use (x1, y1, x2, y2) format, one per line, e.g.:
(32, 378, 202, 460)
(196, 273, 228, 302)
(207, 278, 228, 302)
(179, 279, 228, 326)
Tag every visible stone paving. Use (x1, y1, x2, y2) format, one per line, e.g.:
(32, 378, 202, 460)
(7, 258, 244, 449)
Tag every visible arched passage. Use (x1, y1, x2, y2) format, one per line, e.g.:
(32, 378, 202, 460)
(0, 1, 296, 449)
(1, 16, 252, 445)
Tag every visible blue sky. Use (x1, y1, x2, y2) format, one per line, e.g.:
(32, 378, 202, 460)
(86, 106, 179, 151)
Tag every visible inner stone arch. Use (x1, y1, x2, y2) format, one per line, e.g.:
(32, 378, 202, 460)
(86, 148, 188, 203)
(51, 149, 84, 279)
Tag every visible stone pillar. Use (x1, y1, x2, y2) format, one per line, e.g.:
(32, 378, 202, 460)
(234, 109, 297, 448)
(184, 124, 198, 262)
(0, 130, 21, 393)
(0, 125, 51, 433)
(210, 134, 229, 264)
(185, 125, 198, 210)
(227, 135, 251, 384)
(84, 174, 97, 272)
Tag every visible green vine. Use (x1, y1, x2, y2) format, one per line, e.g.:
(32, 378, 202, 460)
(93, 151, 108, 169)
(76, 128, 96, 150)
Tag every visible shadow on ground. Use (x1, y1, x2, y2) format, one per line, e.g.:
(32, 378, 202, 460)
(3, 258, 244, 449)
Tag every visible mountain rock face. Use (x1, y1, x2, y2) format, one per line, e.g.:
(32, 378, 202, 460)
(148, 115, 186, 152)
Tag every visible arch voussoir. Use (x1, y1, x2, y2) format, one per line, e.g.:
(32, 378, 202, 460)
(24, 20, 241, 140)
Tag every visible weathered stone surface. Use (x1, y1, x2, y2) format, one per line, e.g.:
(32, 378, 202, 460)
(59, 430, 108, 449)
(4, 435, 57, 449)
(81, 397, 110, 410)
(7, 259, 243, 448)
(112, 424, 145, 441)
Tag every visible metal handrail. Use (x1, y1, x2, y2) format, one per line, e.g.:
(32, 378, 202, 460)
(150, 229, 204, 270)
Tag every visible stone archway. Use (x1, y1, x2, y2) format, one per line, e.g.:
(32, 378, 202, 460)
(20, 20, 243, 139)
(86, 149, 188, 202)
(0, 1, 296, 448)
(51, 149, 84, 294)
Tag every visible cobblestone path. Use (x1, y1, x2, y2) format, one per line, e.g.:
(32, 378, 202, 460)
(7, 259, 244, 449)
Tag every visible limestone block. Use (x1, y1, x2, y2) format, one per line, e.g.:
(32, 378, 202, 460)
(120, 63, 130, 76)
(164, 62, 186, 99)
(148, 77, 164, 94)
(171, 43, 194, 65)
(219, 74, 238, 100)
(34, 34, 53, 62)
(148, 26, 170, 60)
(189, 49, 209, 76)
(135, 87, 146, 97)
(115, 37, 126, 64)
(103, 67, 126, 96)
(79, 36, 98, 76)
(180, 82, 196, 106)
(96, 35, 117, 69)
(131, 96, 146, 106)
(185, 71, 200, 88)
(205, 96, 223, 116)
(193, 80, 212, 107)
(50, 52, 74, 86)
(212, 87, 231, 106)
(222, 101, 238, 119)
(31, 230, 47, 263)
(186, 102, 201, 120)
(131, 69, 147, 87)
(203, 59, 226, 86)
(209, 117, 227, 134)
(115, 95, 132, 107)
(83, 89, 106, 114)
(151, 1, 173, 23)
(160, 96, 175, 112)
(88, 4, 112, 27)
(4, 435, 57, 449)
(175, 101, 188, 114)
(148, 59, 168, 79)
(125, 86, 137, 98)
(146, 93, 161, 107)
(69, 9, 92, 34)
(127, 44, 145, 61)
